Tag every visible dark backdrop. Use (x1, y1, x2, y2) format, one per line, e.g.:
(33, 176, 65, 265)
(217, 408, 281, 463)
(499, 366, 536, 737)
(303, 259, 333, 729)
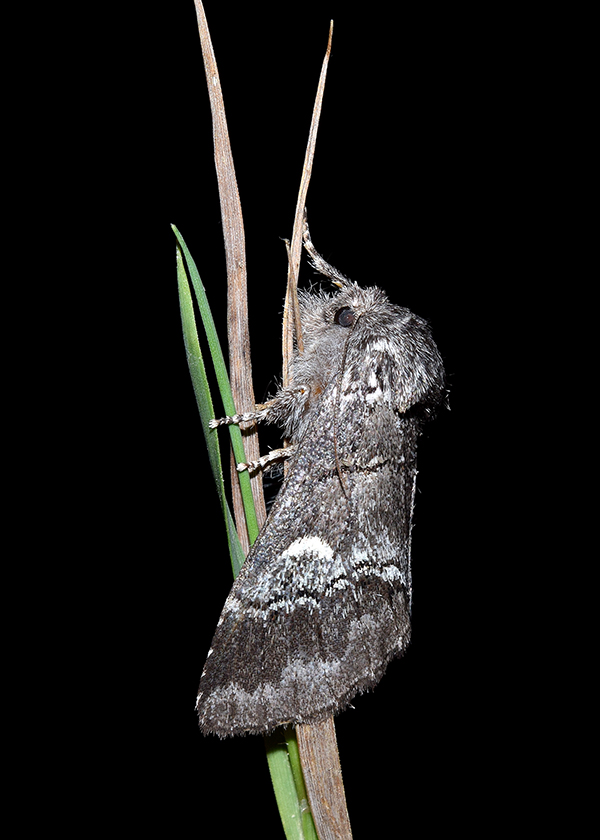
(99, 2, 565, 835)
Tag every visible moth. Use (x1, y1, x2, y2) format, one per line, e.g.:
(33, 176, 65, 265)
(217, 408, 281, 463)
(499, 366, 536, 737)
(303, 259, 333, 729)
(196, 226, 445, 737)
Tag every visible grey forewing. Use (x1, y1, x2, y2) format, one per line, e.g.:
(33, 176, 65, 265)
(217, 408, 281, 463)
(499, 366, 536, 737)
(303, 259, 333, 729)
(196, 381, 420, 737)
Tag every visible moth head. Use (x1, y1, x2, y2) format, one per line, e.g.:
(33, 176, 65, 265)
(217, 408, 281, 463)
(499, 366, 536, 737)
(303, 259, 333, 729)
(299, 280, 445, 420)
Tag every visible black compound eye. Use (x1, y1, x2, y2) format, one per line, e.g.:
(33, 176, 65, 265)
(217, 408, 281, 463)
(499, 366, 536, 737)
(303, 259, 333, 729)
(334, 306, 355, 328)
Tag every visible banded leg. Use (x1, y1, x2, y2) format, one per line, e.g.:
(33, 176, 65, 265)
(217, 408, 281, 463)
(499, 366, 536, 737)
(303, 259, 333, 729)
(209, 400, 275, 430)
(237, 445, 296, 473)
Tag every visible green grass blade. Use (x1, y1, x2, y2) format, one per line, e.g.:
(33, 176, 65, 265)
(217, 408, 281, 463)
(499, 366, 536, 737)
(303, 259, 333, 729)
(172, 224, 259, 548)
(284, 730, 318, 839)
(265, 728, 318, 840)
(264, 729, 318, 840)
(174, 226, 316, 838)
(176, 243, 245, 576)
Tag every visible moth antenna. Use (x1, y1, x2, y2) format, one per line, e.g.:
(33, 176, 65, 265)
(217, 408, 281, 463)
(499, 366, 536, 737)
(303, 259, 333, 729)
(302, 214, 350, 289)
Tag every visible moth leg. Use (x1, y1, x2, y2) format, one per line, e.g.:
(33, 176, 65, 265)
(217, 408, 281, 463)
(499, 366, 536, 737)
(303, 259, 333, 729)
(210, 386, 309, 431)
(237, 445, 296, 474)
(209, 401, 276, 430)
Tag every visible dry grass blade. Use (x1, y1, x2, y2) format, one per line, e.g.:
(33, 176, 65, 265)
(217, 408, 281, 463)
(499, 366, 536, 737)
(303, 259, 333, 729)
(281, 20, 354, 840)
(282, 21, 334, 383)
(194, 0, 266, 549)
(296, 719, 353, 840)
(192, 5, 319, 838)
(193, 7, 351, 837)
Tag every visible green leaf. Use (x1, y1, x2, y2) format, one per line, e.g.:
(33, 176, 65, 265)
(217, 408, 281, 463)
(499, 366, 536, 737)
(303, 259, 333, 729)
(264, 728, 318, 840)
(176, 242, 245, 575)
(174, 226, 317, 838)
(173, 224, 259, 551)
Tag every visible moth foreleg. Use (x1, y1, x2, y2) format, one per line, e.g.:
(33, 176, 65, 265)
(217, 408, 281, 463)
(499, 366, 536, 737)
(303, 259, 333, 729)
(209, 400, 276, 430)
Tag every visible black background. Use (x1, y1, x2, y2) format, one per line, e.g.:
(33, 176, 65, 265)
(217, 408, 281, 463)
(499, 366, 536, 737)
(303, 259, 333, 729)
(81, 1, 585, 836)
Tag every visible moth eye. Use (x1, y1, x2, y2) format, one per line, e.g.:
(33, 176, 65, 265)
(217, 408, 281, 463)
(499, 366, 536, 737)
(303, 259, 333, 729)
(334, 306, 355, 328)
